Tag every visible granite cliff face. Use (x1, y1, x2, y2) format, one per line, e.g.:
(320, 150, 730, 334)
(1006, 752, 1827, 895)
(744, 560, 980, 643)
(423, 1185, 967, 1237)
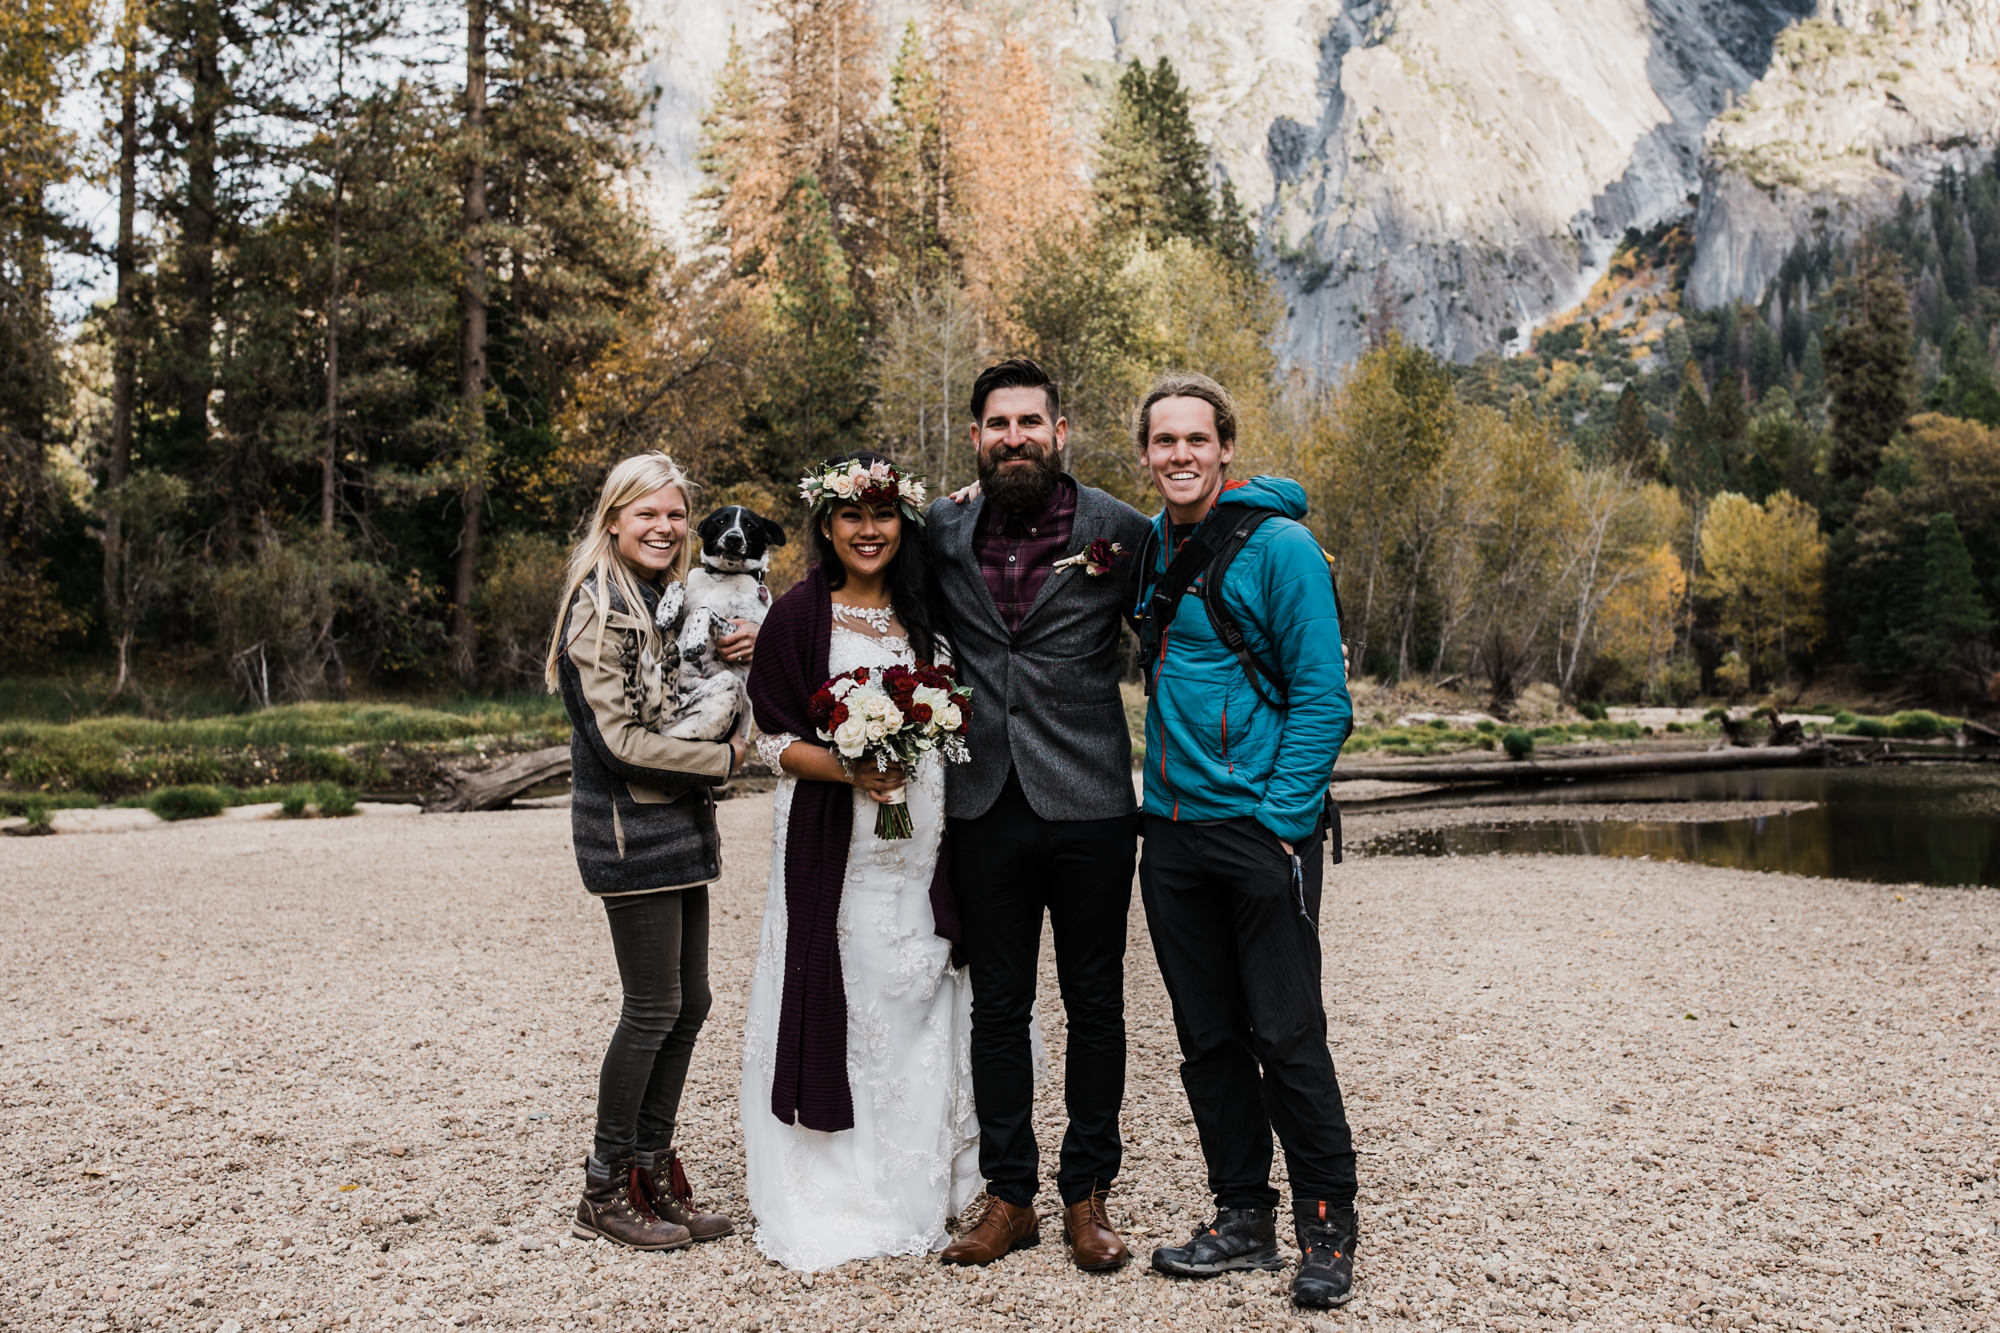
(1687, 0, 2000, 309)
(630, 0, 1995, 375)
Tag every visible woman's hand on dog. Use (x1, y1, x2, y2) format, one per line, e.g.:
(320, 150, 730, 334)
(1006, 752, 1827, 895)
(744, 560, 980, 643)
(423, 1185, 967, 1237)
(718, 618, 759, 664)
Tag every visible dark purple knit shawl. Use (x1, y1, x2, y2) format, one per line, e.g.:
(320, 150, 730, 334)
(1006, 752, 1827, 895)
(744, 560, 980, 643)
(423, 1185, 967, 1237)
(746, 563, 962, 1134)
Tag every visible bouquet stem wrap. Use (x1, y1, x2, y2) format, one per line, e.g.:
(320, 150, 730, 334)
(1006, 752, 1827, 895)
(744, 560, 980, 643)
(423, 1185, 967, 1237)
(874, 784, 912, 839)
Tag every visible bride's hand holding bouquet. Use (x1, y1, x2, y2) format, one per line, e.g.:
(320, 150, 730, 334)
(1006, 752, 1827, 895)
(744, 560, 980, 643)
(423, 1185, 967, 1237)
(809, 662, 973, 838)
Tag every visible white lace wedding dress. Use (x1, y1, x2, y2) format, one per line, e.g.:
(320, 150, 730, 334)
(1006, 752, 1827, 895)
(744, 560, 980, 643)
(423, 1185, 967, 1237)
(741, 608, 981, 1271)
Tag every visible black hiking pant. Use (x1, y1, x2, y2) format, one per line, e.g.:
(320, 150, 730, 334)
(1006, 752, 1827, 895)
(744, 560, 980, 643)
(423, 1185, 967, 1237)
(1140, 814, 1357, 1218)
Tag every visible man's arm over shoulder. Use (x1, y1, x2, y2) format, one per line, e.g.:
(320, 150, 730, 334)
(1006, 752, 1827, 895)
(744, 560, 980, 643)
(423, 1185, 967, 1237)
(1250, 521, 1352, 844)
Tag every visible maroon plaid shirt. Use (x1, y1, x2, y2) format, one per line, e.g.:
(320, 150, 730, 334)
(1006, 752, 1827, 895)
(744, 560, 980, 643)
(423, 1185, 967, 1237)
(975, 474, 1077, 633)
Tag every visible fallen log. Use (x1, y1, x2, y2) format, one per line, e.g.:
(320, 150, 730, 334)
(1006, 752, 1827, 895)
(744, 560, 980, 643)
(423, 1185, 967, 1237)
(1331, 743, 1829, 788)
(427, 744, 571, 813)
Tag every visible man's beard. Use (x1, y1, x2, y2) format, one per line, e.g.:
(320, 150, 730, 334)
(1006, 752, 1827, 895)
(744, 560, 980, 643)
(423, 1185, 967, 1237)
(978, 443, 1062, 515)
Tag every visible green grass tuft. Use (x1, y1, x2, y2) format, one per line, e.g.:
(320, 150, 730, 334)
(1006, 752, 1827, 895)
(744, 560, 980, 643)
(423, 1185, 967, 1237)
(147, 785, 230, 821)
(1501, 728, 1535, 760)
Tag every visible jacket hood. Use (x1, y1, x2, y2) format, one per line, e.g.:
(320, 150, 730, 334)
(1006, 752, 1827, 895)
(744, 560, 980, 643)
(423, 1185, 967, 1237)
(1213, 474, 1308, 521)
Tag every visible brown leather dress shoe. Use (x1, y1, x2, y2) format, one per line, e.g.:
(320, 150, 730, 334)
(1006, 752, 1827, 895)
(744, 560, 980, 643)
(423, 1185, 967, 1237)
(1062, 1189, 1130, 1271)
(940, 1198, 1039, 1265)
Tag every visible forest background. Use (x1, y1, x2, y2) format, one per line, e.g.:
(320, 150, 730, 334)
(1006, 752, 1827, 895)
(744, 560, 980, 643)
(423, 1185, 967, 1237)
(3, 0, 1998, 731)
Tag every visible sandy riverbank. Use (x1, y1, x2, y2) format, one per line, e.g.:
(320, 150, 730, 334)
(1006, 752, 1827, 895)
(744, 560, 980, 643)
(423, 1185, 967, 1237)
(3, 794, 1995, 1331)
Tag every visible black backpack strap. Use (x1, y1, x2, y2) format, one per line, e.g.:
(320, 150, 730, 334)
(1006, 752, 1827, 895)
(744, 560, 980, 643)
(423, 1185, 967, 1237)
(1137, 503, 1254, 697)
(1197, 509, 1287, 709)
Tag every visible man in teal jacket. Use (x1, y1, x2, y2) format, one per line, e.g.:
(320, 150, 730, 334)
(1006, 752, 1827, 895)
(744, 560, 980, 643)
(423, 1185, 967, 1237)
(1131, 372, 1359, 1311)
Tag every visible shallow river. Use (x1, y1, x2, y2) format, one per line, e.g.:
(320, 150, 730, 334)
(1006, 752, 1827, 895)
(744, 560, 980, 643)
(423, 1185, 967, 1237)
(1357, 762, 2000, 888)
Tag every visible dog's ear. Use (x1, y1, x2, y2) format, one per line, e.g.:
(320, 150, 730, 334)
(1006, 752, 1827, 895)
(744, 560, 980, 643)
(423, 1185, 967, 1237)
(756, 512, 789, 547)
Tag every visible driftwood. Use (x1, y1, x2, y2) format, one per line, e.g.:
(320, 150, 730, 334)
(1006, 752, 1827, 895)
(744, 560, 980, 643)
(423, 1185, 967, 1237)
(1331, 743, 1829, 788)
(427, 744, 571, 813)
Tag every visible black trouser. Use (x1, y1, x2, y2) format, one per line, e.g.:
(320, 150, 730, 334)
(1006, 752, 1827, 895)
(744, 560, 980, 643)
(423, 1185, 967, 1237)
(949, 772, 1138, 1208)
(1139, 815, 1356, 1218)
(593, 886, 712, 1162)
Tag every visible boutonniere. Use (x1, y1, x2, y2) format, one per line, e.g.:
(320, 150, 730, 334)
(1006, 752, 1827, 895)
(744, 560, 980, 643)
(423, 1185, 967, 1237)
(1053, 539, 1125, 577)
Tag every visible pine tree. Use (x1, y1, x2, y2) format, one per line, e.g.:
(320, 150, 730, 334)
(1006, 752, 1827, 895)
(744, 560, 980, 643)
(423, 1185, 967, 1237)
(878, 21, 951, 284)
(693, 30, 767, 267)
(1095, 58, 1215, 251)
(1667, 366, 1714, 499)
(1611, 383, 1656, 475)
(1910, 511, 1993, 687)
(745, 175, 870, 481)
(1822, 249, 1913, 529)
(0, 0, 94, 665)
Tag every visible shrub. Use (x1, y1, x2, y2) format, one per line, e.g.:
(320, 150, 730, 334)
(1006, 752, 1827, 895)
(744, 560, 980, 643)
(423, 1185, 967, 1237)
(279, 781, 360, 818)
(1833, 709, 1858, 727)
(1427, 717, 1452, 730)
(1665, 721, 1685, 733)
(1889, 710, 1948, 739)
(1501, 728, 1535, 760)
(1702, 705, 1731, 723)
(1851, 717, 1889, 738)
(1474, 719, 1497, 733)
(1647, 658, 1701, 706)
(148, 785, 229, 821)
(1576, 700, 1608, 721)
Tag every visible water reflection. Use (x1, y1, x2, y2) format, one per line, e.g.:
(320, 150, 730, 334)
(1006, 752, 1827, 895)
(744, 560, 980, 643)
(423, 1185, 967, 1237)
(1357, 764, 2000, 887)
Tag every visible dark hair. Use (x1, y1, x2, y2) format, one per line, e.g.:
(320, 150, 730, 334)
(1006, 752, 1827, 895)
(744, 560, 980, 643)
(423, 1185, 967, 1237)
(810, 450, 944, 662)
(1134, 371, 1238, 452)
(969, 357, 1060, 424)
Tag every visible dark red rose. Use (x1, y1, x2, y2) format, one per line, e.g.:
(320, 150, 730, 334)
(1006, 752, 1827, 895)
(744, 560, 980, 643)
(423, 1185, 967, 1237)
(1087, 537, 1116, 567)
(829, 702, 849, 728)
(909, 703, 933, 724)
(852, 667, 869, 684)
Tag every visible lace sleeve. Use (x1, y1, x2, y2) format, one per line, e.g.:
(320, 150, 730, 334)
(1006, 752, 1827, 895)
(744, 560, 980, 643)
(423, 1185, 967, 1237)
(756, 730, 801, 773)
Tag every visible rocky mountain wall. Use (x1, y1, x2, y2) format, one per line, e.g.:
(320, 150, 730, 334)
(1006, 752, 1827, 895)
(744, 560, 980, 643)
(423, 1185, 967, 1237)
(629, 0, 1994, 379)
(1686, 0, 2000, 309)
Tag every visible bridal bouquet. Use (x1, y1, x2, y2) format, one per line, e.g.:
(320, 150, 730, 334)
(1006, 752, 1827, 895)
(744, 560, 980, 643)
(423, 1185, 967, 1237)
(808, 662, 973, 838)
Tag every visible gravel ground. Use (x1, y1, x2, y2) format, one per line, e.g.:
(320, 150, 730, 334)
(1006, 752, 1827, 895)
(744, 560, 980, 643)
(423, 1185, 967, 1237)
(4, 795, 1997, 1332)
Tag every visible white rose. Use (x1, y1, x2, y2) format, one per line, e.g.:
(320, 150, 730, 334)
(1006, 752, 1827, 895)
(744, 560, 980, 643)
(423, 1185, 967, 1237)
(936, 703, 962, 733)
(832, 717, 870, 756)
(829, 473, 856, 499)
(902, 479, 927, 505)
(911, 685, 948, 714)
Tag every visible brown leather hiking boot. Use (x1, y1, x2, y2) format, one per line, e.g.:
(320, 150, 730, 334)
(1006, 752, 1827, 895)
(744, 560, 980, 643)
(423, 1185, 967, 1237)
(940, 1197, 1039, 1265)
(635, 1148, 733, 1242)
(1062, 1189, 1130, 1272)
(572, 1156, 691, 1251)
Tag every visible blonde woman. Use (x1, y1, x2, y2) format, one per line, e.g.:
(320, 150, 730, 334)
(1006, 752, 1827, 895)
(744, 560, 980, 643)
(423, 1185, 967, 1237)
(544, 453, 750, 1251)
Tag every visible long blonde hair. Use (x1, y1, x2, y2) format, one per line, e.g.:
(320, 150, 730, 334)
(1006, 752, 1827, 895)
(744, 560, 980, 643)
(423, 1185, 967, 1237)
(543, 452, 697, 691)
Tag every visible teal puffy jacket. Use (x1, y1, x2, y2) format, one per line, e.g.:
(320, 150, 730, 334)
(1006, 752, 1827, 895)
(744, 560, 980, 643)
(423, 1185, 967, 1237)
(1135, 476, 1352, 844)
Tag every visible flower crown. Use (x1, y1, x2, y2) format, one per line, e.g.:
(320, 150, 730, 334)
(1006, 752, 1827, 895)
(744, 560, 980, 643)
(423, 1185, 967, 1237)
(797, 457, 930, 525)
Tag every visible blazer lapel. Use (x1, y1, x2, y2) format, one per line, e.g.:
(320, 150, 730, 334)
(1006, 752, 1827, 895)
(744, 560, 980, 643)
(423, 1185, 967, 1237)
(946, 495, 1010, 636)
(1017, 486, 1109, 630)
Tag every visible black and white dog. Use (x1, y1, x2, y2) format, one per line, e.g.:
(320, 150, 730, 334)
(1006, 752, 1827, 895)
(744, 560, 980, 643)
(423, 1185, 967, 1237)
(660, 505, 787, 742)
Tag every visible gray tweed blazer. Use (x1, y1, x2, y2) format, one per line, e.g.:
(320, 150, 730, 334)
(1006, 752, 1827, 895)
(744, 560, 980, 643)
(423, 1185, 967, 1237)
(927, 483, 1152, 822)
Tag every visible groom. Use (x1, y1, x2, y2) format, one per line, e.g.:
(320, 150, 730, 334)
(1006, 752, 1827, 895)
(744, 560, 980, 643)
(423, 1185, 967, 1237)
(928, 358, 1152, 1271)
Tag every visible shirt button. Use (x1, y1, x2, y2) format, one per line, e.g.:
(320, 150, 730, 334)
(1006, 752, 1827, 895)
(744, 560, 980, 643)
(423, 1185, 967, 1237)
(1008, 555, 1016, 563)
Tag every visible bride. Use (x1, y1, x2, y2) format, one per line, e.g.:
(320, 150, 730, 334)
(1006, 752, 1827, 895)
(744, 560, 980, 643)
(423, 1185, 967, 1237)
(741, 451, 980, 1270)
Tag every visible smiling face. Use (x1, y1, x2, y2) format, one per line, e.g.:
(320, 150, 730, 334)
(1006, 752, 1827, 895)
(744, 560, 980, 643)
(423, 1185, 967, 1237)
(1144, 395, 1235, 525)
(608, 483, 689, 582)
(972, 384, 1068, 514)
(821, 498, 903, 586)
